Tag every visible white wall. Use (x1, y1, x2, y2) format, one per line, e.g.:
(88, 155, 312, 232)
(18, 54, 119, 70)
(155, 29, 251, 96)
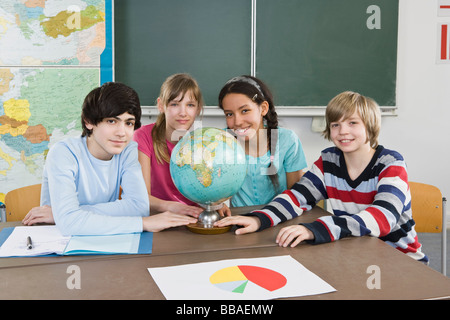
(143, 0, 450, 220)
(387, 0, 450, 217)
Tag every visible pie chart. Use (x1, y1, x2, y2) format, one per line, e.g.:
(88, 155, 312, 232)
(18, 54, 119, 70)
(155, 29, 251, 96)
(209, 265, 287, 294)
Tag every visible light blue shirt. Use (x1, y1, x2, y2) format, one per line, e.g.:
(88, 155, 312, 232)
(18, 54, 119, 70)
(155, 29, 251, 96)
(231, 127, 307, 207)
(40, 136, 149, 236)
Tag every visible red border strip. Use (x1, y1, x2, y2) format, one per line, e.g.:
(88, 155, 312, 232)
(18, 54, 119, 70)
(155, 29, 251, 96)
(442, 25, 448, 60)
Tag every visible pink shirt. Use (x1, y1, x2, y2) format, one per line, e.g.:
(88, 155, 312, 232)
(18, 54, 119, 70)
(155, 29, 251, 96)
(133, 123, 197, 206)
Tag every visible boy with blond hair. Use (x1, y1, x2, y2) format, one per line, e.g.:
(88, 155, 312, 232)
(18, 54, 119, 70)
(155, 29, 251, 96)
(216, 91, 428, 263)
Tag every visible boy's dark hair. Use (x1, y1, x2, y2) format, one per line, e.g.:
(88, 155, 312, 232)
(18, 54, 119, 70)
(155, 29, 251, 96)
(81, 82, 142, 137)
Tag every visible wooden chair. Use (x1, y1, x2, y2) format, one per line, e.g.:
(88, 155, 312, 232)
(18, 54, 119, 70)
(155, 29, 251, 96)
(4, 184, 42, 222)
(409, 182, 447, 275)
(316, 199, 327, 211)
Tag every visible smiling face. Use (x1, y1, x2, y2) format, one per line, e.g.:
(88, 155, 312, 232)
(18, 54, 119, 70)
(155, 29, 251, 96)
(323, 91, 381, 151)
(221, 93, 268, 141)
(85, 112, 136, 160)
(329, 111, 372, 156)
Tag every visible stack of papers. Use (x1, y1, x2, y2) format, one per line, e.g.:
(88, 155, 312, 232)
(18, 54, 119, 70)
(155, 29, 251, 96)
(0, 226, 69, 256)
(0, 225, 152, 257)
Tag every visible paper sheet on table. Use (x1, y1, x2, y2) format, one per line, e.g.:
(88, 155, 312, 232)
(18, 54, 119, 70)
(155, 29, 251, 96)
(0, 226, 70, 257)
(148, 255, 336, 300)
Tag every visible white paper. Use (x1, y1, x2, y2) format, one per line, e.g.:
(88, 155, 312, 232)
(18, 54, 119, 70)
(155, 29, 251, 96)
(148, 255, 336, 300)
(0, 226, 70, 257)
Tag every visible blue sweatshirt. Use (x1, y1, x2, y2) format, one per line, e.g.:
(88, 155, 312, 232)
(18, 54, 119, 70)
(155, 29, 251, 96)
(40, 136, 149, 236)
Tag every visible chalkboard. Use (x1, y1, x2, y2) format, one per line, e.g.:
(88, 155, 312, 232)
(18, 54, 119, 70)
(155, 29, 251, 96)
(114, 0, 251, 106)
(114, 0, 398, 107)
(256, 0, 398, 106)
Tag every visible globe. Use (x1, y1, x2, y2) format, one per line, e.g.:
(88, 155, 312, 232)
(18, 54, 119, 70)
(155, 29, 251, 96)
(170, 127, 247, 230)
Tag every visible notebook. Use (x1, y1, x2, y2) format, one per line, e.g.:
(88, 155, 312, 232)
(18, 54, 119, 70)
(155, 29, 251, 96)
(0, 225, 153, 257)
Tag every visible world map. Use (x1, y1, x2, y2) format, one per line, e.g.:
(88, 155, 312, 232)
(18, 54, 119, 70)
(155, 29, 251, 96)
(0, 0, 111, 203)
(174, 128, 239, 188)
(170, 127, 247, 206)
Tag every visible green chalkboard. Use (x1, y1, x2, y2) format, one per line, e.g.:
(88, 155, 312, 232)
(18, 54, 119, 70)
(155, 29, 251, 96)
(256, 0, 398, 106)
(114, 0, 251, 106)
(114, 0, 398, 107)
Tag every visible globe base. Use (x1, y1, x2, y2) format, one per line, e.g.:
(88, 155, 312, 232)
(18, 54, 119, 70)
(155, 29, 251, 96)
(186, 223, 231, 235)
(198, 207, 222, 228)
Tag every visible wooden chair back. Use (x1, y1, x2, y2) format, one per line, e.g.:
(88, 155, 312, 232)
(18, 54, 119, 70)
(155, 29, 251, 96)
(4, 184, 42, 222)
(409, 181, 443, 233)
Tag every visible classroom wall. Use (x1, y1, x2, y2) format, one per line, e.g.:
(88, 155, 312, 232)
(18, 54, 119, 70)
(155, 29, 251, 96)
(385, 0, 450, 220)
(142, 0, 450, 222)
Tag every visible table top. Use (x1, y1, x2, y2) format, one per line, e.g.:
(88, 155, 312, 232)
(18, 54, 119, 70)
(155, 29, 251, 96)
(1, 206, 449, 300)
(0, 205, 323, 268)
(1, 237, 449, 300)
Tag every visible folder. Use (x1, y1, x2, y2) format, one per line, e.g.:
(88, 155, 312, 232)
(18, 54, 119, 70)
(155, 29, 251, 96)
(0, 225, 153, 257)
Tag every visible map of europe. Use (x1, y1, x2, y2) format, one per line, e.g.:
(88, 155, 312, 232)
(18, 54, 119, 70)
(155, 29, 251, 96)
(0, 0, 111, 204)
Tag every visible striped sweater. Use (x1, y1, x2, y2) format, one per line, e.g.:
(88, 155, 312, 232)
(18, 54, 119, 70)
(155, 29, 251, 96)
(249, 146, 428, 262)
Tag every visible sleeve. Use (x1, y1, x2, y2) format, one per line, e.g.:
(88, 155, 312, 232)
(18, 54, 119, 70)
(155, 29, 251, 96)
(247, 156, 326, 230)
(282, 129, 308, 173)
(304, 160, 409, 244)
(47, 143, 146, 236)
(133, 124, 153, 158)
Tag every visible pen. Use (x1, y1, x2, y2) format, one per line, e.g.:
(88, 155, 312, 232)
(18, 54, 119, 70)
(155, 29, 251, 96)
(27, 236, 33, 250)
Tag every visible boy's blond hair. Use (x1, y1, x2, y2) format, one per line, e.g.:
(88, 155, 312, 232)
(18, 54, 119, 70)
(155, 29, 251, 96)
(322, 91, 381, 149)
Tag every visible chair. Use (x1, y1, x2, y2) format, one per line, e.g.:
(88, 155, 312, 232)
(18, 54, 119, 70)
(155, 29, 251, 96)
(316, 199, 328, 211)
(4, 184, 42, 222)
(409, 182, 447, 275)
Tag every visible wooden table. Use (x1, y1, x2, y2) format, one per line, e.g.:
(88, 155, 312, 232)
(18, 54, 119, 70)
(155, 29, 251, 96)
(0, 206, 449, 300)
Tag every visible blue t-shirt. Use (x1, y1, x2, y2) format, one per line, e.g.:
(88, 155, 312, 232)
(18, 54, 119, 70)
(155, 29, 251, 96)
(231, 127, 307, 207)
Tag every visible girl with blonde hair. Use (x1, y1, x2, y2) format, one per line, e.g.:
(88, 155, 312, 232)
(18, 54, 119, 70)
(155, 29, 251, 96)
(133, 74, 205, 217)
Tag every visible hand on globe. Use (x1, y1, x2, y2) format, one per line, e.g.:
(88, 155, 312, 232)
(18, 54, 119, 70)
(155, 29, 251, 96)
(217, 203, 231, 217)
(142, 212, 197, 232)
(213, 215, 261, 235)
(166, 201, 203, 218)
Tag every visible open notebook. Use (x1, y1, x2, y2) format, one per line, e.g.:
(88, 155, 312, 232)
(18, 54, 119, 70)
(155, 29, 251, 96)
(0, 225, 153, 257)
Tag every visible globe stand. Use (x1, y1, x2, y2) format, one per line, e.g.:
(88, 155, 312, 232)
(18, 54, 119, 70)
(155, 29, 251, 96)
(186, 203, 231, 235)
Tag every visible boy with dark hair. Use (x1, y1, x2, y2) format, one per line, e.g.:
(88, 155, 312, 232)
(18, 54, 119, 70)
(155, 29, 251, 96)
(23, 82, 196, 235)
